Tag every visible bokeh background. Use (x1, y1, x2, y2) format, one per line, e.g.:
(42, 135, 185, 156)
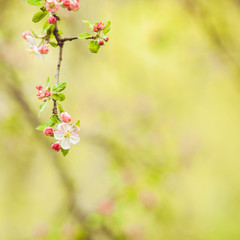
(1, 0, 240, 239)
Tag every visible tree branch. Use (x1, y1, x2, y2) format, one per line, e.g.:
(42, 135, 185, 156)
(52, 19, 64, 115)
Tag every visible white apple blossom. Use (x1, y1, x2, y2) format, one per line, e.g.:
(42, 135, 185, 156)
(54, 122, 80, 149)
(25, 35, 43, 59)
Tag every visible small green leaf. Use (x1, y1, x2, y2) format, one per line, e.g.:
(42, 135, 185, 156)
(88, 41, 100, 53)
(43, 20, 50, 32)
(39, 101, 48, 113)
(103, 21, 111, 34)
(50, 115, 61, 123)
(32, 11, 48, 23)
(27, 0, 42, 5)
(52, 93, 65, 101)
(75, 120, 80, 127)
(61, 148, 69, 156)
(78, 33, 91, 39)
(57, 103, 64, 113)
(82, 20, 93, 30)
(46, 77, 50, 90)
(49, 42, 58, 47)
(36, 121, 55, 131)
(40, 6, 46, 11)
(53, 82, 66, 92)
(47, 25, 55, 37)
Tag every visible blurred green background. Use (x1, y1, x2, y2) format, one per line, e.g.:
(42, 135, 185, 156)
(1, 0, 240, 239)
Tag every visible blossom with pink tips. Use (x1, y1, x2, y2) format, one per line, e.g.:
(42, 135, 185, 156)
(97, 22, 106, 30)
(52, 143, 61, 152)
(46, 0, 60, 12)
(48, 16, 57, 24)
(54, 123, 80, 149)
(22, 31, 32, 40)
(44, 127, 54, 136)
(38, 45, 49, 54)
(60, 112, 71, 123)
(36, 91, 45, 100)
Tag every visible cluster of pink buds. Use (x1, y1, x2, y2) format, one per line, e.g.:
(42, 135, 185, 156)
(93, 22, 106, 32)
(92, 22, 110, 46)
(36, 85, 51, 100)
(46, 0, 80, 13)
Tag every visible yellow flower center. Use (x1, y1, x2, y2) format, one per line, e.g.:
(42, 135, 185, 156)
(64, 130, 71, 138)
(49, 2, 55, 8)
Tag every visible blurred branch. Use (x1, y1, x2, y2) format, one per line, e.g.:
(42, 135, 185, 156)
(0, 58, 126, 240)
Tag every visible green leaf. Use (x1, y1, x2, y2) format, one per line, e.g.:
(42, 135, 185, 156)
(46, 76, 50, 90)
(47, 25, 55, 37)
(27, 0, 42, 5)
(88, 41, 100, 53)
(82, 20, 93, 30)
(32, 11, 48, 23)
(53, 82, 66, 92)
(78, 33, 91, 39)
(57, 103, 64, 114)
(61, 148, 69, 156)
(43, 20, 50, 32)
(36, 121, 55, 131)
(39, 101, 48, 113)
(49, 42, 58, 47)
(50, 115, 61, 123)
(40, 6, 46, 11)
(103, 21, 111, 34)
(75, 120, 80, 127)
(52, 93, 65, 101)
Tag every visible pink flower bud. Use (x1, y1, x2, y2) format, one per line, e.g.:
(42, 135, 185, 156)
(36, 91, 45, 100)
(68, 1, 79, 11)
(97, 22, 106, 30)
(93, 26, 99, 32)
(36, 85, 43, 90)
(60, 112, 72, 123)
(48, 16, 57, 24)
(44, 90, 51, 97)
(43, 127, 54, 136)
(98, 40, 104, 46)
(104, 37, 109, 42)
(38, 45, 49, 54)
(22, 31, 32, 40)
(52, 143, 61, 152)
(62, 0, 70, 7)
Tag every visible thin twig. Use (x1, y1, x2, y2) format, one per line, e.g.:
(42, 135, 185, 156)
(52, 19, 64, 115)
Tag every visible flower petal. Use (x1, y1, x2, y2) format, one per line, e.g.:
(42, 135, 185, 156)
(70, 124, 80, 134)
(58, 122, 69, 132)
(54, 130, 64, 140)
(70, 134, 80, 144)
(60, 138, 72, 150)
